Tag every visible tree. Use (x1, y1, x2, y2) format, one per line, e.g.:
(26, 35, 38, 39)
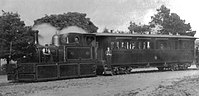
(128, 22, 150, 34)
(150, 5, 195, 36)
(102, 27, 109, 33)
(0, 11, 34, 64)
(128, 22, 137, 34)
(34, 12, 98, 33)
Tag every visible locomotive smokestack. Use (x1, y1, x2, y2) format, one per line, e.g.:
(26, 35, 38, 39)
(34, 30, 39, 44)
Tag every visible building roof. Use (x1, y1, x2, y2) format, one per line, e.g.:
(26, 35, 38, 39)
(95, 33, 197, 39)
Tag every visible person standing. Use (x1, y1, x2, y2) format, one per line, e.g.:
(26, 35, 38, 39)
(42, 44, 51, 63)
(105, 47, 112, 65)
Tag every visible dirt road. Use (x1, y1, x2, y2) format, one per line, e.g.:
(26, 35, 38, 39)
(0, 66, 199, 96)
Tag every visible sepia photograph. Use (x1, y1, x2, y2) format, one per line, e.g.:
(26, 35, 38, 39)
(0, 0, 199, 96)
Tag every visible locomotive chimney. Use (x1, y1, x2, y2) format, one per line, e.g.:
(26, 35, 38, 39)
(34, 30, 39, 44)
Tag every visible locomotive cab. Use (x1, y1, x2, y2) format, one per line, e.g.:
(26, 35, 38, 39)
(59, 33, 96, 46)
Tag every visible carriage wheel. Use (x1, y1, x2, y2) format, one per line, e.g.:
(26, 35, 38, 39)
(112, 67, 119, 75)
(170, 64, 179, 71)
(196, 64, 199, 69)
(157, 67, 164, 71)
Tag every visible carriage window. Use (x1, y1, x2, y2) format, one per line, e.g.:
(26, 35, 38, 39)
(157, 40, 168, 49)
(170, 40, 177, 49)
(180, 40, 193, 49)
(137, 41, 152, 49)
(114, 41, 121, 49)
(121, 42, 124, 48)
(171, 40, 178, 49)
(147, 41, 151, 49)
(138, 42, 142, 49)
(129, 42, 132, 49)
(143, 42, 146, 49)
(116, 42, 119, 49)
(126, 42, 129, 49)
(112, 38, 153, 50)
(124, 41, 133, 49)
(124, 41, 131, 49)
(175, 41, 178, 49)
(143, 41, 151, 49)
(113, 41, 139, 50)
(131, 42, 136, 49)
(111, 42, 114, 49)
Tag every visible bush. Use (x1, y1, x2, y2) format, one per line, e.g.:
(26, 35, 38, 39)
(0, 64, 7, 75)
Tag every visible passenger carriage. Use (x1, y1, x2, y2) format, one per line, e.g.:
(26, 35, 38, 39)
(95, 33, 196, 74)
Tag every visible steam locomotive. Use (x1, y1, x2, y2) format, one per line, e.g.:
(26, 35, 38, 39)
(6, 30, 197, 81)
(7, 31, 97, 81)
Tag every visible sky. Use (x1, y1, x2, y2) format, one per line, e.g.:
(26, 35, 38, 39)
(0, 0, 199, 37)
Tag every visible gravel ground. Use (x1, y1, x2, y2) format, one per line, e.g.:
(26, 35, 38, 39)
(0, 66, 199, 96)
(148, 76, 199, 96)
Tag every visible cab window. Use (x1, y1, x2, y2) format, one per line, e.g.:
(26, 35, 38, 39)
(86, 36, 95, 46)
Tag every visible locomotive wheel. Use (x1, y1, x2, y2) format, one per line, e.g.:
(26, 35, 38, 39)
(125, 67, 132, 74)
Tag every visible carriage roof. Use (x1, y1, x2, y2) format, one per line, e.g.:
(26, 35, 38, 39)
(95, 33, 197, 39)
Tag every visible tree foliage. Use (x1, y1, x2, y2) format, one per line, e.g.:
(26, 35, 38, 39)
(34, 12, 98, 33)
(0, 11, 35, 62)
(128, 22, 150, 34)
(102, 27, 109, 33)
(150, 5, 195, 36)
